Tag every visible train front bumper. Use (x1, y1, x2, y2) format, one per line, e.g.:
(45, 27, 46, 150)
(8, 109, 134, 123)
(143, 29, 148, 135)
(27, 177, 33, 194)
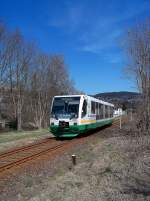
(49, 124, 86, 137)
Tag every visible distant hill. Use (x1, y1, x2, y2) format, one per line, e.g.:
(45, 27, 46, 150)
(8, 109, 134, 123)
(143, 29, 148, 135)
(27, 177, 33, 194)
(93, 91, 141, 109)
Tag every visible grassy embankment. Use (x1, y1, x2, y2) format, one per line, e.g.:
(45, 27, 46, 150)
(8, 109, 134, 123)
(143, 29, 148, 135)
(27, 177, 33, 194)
(0, 129, 51, 152)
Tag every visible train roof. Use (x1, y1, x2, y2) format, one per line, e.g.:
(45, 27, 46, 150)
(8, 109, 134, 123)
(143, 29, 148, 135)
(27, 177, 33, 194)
(53, 95, 114, 107)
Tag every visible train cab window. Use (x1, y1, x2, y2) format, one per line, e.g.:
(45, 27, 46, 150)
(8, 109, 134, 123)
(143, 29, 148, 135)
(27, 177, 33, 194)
(82, 100, 87, 117)
(91, 101, 95, 114)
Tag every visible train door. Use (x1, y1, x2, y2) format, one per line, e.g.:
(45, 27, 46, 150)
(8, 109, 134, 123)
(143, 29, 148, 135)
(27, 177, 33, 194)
(81, 98, 88, 119)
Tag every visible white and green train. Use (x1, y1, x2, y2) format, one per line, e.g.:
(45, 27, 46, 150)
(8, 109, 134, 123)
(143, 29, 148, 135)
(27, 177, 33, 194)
(50, 95, 114, 137)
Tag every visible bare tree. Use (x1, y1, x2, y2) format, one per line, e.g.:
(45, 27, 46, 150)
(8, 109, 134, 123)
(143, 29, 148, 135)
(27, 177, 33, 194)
(29, 54, 76, 128)
(6, 30, 34, 130)
(29, 53, 50, 129)
(0, 20, 77, 130)
(126, 21, 150, 133)
(0, 22, 8, 91)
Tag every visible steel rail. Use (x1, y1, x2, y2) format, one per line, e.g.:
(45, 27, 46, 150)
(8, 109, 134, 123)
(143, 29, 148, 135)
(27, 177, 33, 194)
(0, 140, 71, 173)
(0, 136, 55, 159)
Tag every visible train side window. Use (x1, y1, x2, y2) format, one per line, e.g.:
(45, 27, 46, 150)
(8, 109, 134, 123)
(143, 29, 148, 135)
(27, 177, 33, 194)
(105, 106, 108, 118)
(107, 106, 109, 118)
(103, 105, 105, 118)
(100, 104, 103, 119)
(82, 100, 87, 117)
(108, 106, 112, 118)
(105, 106, 109, 118)
(98, 103, 100, 119)
(96, 102, 99, 119)
(91, 101, 95, 114)
(98, 103, 101, 119)
(110, 107, 113, 117)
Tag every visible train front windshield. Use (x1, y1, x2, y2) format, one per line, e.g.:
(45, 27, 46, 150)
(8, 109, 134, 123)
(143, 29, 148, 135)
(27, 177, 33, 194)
(51, 97, 80, 119)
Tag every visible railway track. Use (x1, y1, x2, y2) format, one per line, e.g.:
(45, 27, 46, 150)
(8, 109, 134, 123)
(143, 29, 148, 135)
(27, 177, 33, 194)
(0, 117, 125, 175)
(0, 136, 55, 158)
(0, 140, 72, 174)
(0, 138, 72, 174)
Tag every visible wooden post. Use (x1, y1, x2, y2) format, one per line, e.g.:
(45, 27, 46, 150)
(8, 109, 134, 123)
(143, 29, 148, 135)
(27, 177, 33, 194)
(130, 109, 133, 121)
(72, 154, 76, 165)
(120, 116, 122, 129)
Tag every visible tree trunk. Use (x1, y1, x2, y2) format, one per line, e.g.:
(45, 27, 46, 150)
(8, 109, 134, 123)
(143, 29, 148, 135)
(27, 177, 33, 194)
(17, 95, 22, 131)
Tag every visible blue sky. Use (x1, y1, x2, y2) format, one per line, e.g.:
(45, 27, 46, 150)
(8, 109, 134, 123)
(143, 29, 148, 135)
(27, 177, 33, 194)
(0, 0, 150, 94)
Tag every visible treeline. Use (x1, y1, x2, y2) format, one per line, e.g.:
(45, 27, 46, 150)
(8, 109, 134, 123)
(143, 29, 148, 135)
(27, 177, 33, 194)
(0, 21, 76, 130)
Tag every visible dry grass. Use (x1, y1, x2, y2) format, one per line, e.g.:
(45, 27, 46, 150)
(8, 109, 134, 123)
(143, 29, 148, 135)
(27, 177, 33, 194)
(0, 129, 52, 152)
(0, 123, 150, 201)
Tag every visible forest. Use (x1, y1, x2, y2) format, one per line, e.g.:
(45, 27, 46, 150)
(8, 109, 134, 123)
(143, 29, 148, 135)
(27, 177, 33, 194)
(0, 21, 76, 130)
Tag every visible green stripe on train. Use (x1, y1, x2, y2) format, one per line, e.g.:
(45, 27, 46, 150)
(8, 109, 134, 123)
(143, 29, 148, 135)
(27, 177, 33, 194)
(49, 118, 113, 137)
